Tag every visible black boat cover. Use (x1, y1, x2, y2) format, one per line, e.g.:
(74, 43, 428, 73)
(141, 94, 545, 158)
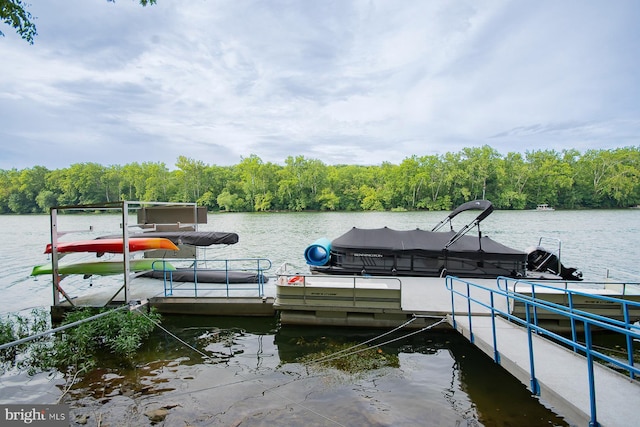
(141, 268, 267, 283)
(98, 231, 239, 246)
(330, 227, 525, 260)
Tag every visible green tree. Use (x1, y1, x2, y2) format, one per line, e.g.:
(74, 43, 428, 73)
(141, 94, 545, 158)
(16, 166, 50, 212)
(495, 152, 529, 209)
(277, 156, 327, 211)
(174, 156, 206, 203)
(198, 165, 236, 211)
(0, 0, 37, 43)
(1, 0, 156, 44)
(524, 150, 573, 208)
(359, 185, 384, 211)
(236, 155, 280, 211)
(216, 189, 244, 212)
(459, 146, 502, 201)
(141, 162, 172, 201)
(35, 190, 58, 211)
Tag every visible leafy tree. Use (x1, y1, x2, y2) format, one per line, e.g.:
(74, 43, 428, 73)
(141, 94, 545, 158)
(1, 0, 156, 44)
(359, 185, 384, 211)
(459, 145, 502, 201)
(8, 166, 50, 213)
(0, 0, 37, 44)
(216, 189, 244, 212)
(141, 162, 172, 201)
(35, 190, 58, 211)
(495, 152, 529, 209)
(174, 156, 206, 202)
(236, 155, 280, 211)
(2, 147, 640, 213)
(524, 150, 573, 208)
(324, 165, 366, 211)
(277, 156, 326, 211)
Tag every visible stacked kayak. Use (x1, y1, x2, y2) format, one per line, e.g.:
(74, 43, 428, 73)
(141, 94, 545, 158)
(35, 237, 178, 277)
(32, 259, 175, 276)
(44, 237, 179, 254)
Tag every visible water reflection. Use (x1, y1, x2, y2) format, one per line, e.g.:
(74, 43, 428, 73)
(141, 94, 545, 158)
(56, 315, 568, 426)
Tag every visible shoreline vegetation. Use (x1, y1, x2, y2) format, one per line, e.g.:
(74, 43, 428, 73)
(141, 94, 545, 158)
(2, 145, 639, 214)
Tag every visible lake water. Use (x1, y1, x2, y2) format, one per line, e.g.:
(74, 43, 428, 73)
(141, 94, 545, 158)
(1, 209, 638, 425)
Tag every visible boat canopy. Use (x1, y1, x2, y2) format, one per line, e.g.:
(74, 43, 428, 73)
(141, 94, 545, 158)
(329, 227, 525, 261)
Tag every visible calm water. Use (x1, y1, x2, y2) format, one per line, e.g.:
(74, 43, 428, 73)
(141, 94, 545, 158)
(1, 209, 639, 425)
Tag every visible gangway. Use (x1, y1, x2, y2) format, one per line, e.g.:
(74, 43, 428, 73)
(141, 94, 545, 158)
(446, 276, 640, 427)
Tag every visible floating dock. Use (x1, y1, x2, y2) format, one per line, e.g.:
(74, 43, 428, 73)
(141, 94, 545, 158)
(452, 314, 639, 427)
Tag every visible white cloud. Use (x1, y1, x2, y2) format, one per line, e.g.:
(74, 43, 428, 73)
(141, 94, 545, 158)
(1, 0, 638, 170)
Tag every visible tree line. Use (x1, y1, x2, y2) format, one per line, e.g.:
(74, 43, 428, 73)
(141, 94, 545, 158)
(1, 145, 639, 214)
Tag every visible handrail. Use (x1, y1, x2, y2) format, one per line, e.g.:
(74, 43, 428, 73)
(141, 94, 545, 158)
(497, 277, 640, 379)
(446, 276, 640, 427)
(277, 273, 403, 306)
(151, 257, 272, 298)
(536, 236, 562, 275)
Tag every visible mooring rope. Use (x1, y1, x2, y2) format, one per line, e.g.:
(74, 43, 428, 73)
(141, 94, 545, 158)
(139, 312, 452, 426)
(144, 315, 213, 360)
(0, 304, 131, 351)
(307, 315, 418, 364)
(306, 316, 448, 366)
(141, 311, 348, 427)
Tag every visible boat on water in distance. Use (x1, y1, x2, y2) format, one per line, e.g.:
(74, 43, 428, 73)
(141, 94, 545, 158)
(536, 204, 555, 211)
(44, 237, 179, 254)
(306, 200, 582, 281)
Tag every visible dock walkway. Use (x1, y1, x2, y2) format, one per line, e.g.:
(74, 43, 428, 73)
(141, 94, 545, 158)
(451, 314, 640, 426)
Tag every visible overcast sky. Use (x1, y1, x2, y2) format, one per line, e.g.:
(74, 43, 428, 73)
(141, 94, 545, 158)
(1, 0, 639, 170)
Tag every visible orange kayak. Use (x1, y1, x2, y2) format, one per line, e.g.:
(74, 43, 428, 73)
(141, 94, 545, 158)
(44, 237, 179, 254)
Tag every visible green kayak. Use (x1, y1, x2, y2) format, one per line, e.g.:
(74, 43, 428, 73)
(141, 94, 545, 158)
(31, 259, 176, 276)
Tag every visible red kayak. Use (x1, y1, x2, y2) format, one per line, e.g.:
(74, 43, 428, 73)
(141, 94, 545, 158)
(44, 237, 179, 254)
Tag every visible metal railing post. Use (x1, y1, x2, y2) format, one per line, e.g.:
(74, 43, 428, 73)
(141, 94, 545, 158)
(525, 301, 540, 395)
(489, 292, 500, 364)
(466, 281, 474, 344)
(568, 293, 578, 352)
(623, 302, 635, 380)
(584, 322, 599, 427)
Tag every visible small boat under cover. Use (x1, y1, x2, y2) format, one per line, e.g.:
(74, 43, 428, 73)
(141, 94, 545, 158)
(141, 268, 268, 284)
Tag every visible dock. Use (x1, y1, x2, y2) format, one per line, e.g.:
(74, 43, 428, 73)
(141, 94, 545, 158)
(273, 273, 640, 426)
(46, 270, 640, 426)
(39, 202, 640, 426)
(452, 314, 640, 427)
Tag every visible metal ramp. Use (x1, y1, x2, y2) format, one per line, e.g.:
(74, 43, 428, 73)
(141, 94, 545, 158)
(450, 314, 639, 426)
(446, 277, 640, 427)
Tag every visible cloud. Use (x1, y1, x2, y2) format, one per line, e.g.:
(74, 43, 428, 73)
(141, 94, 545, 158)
(1, 0, 638, 170)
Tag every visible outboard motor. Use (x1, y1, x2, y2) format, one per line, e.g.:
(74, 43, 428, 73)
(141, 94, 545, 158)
(526, 246, 583, 281)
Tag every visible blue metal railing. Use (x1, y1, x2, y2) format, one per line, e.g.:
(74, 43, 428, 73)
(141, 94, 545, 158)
(496, 278, 640, 370)
(150, 258, 272, 297)
(446, 276, 640, 427)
